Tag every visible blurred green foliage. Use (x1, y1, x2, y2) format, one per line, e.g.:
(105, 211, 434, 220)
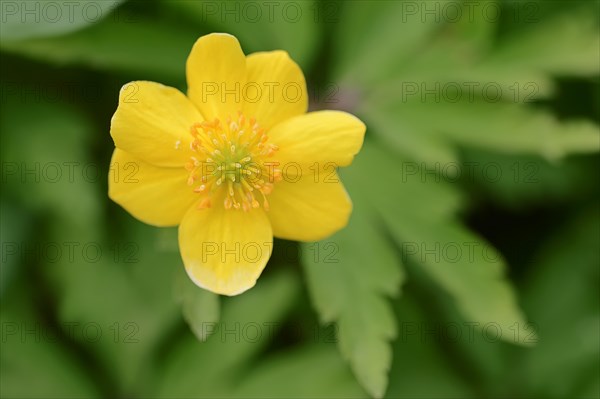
(1, 0, 599, 398)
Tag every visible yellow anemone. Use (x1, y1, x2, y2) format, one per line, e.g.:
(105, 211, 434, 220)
(108, 33, 365, 296)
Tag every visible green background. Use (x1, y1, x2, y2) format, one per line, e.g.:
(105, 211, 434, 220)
(1, 0, 599, 398)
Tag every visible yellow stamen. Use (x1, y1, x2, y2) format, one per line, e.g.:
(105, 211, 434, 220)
(185, 112, 281, 212)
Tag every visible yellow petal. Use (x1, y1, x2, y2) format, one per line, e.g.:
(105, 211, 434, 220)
(268, 173, 352, 241)
(186, 33, 246, 121)
(179, 207, 273, 296)
(243, 51, 307, 130)
(110, 81, 201, 167)
(269, 111, 366, 176)
(108, 149, 197, 227)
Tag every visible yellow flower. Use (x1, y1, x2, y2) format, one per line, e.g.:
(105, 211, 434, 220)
(108, 33, 365, 296)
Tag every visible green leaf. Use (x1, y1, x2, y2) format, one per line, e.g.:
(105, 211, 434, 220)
(0, 95, 179, 394)
(160, 0, 321, 70)
(347, 142, 531, 345)
(346, 140, 464, 224)
(395, 257, 517, 398)
(301, 201, 404, 398)
(487, 3, 600, 78)
(1, 281, 100, 398)
(397, 222, 532, 345)
(157, 269, 300, 398)
(518, 209, 600, 397)
(447, 0, 497, 55)
(332, 0, 448, 84)
(386, 293, 475, 398)
(174, 263, 221, 342)
(332, 0, 554, 102)
(45, 222, 181, 396)
(333, 2, 599, 109)
(0, 14, 204, 83)
(233, 344, 366, 398)
(0, 98, 101, 230)
(0, 0, 125, 42)
(361, 103, 459, 166)
(384, 1, 600, 103)
(364, 99, 600, 162)
(460, 150, 600, 208)
(0, 200, 31, 297)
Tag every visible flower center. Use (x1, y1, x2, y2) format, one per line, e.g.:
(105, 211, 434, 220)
(184, 112, 281, 211)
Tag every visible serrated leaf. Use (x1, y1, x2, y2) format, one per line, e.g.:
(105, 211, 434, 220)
(488, 3, 600, 78)
(397, 3, 600, 103)
(345, 140, 464, 223)
(334, 2, 599, 108)
(346, 142, 531, 345)
(331, 0, 556, 102)
(301, 203, 403, 398)
(332, 0, 448, 84)
(395, 222, 532, 345)
(365, 99, 600, 162)
(438, 101, 600, 159)
(393, 256, 515, 398)
(361, 103, 459, 167)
